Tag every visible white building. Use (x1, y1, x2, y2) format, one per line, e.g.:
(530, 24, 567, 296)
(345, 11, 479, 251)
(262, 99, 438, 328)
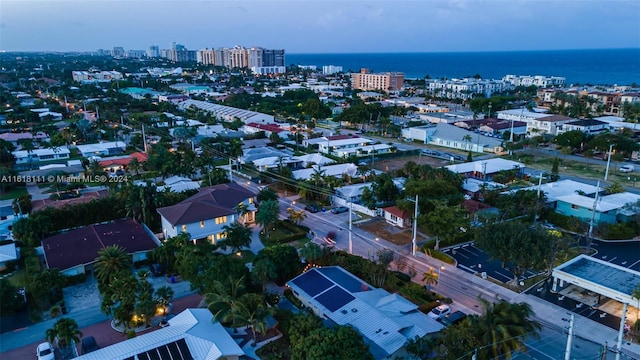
(426, 78, 513, 99)
(13, 147, 71, 166)
(76, 308, 244, 360)
(72, 71, 123, 83)
(322, 65, 343, 75)
(292, 163, 358, 180)
(75, 141, 126, 157)
(317, 136, 375, 155)
(287, 267, 443, 359)
(177, 99, 275, 124)
(250, 66, 286, 75)
(503, 74, 566, 87)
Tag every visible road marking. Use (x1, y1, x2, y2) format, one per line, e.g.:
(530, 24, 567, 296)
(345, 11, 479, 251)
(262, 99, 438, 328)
(495, 270, 513, 282)
(13, 327, 28, 332)
(457, 264, 476, 273)
(628, 259, 640, 269)
(607, 257, 617, 263)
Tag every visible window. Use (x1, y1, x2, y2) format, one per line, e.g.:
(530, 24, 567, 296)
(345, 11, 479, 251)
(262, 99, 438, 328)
(248, 198, 254, 204)
(200, 221, 205, 228)
(216, 232, 227, 240)
(571, 204, 579, 210)
(215, 216, 228, 225)
(181, 224, 187, 232)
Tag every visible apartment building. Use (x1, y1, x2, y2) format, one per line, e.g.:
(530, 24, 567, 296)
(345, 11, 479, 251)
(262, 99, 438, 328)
(200, 46, 285, 69)
(351, 68, 404, 92)
(72, 70, 123, 83)
(427, 78, 512, 99)
(196, 48, 216, 65)
(503, 74, 566, 87)
(323, 65, 343, 75)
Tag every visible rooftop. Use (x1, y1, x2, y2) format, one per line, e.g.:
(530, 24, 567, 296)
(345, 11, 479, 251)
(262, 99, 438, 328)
(553, 254, 640, 304)
(42, 219, 159, 272)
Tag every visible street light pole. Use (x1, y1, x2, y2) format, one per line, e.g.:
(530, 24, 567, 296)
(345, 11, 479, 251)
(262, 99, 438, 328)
(407, 194, 419, 256)
(348, 202, 353, 255)
(604, 144, 614, 181)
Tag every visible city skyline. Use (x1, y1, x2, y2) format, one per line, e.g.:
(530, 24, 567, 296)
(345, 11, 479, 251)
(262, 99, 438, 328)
(1, 0, 639, 53)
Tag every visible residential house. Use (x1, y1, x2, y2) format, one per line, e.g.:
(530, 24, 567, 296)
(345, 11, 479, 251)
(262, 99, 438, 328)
(0, 131, 50, 146)
(292, 163, 358, 181)
(19, 163, 85, 181)
(76, 141, 126, 158)
(158, 94, 190, 104)
(410, 123, 504, 153)
(478, 121, 527, 137)
(381, 206, 411, 228)
(76, 308, 244, 360)
(462, 178, 505, 201)
(98, 152, 148, 174)
(42, 219, 161, 276)
(0, 242, 18, 270)
(156, 176, 201, 193)
(317, 135, 374, 155)
(12, 147, 71, 169)
(526, 114, 575, 136)
(156, 183, 257, 243)
(555, 192, 640, 224)
(241, 122, 291, 139)
(445, 158, 525, 181)
(0, 205, 22, 237)
(502, 180, 599, 209)
(557, 119, 609, 135)
(287, 266, 443, 359)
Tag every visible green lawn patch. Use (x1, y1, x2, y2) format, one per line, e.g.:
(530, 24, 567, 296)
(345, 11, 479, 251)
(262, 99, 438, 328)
(0, 186, 28, 200)
(260, 220, 309, 247)
(6, 269, 28, 288)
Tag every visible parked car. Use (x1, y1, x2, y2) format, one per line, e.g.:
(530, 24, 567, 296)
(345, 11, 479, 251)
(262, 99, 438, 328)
(305, 205, 320, 213)
(150, 263, 164, 277)
(36, 342, 55, 360)
(619, 165, 635, 173)
(331, 206, 349, 214)
(427, 304, 451, 320)
(81, 336, 100, 354)
(439, 311, 467, 326)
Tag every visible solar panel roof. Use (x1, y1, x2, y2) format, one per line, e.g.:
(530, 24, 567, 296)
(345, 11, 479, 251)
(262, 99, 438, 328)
(291, 269, 333, 297)
(134, 339, 193, 360)
(317, 267, 370, 293)
(315, 286, 355, 312)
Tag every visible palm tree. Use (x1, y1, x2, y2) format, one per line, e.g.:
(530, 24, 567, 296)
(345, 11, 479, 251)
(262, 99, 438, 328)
(235, 203, 249, 224)
(228, 293, 274, 346)
(94, 245, 132, 286)
(220, 222, 252, 253)
(422, 268, 439, 291)
(206, 276, 246, 326)
(470, 299, 542, 359)
(286, 207, 307, 225)
(45, 318, 82, 359)
(462, 134, 473, 151)
(251, 258, 277, 292)
(128, 157, 141, 176)
(256, 200, 279, 239)
(155, 286, 174, 307)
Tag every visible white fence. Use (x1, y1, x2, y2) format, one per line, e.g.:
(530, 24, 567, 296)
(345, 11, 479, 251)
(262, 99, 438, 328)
(330, 196, 378, 217)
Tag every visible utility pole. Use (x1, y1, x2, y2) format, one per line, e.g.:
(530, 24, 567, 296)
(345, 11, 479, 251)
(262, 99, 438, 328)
(228, 157, 233, 182)
(615, 302, 628, 360)
(587, 181, 601, 254)
(412, 194, 418, 256)
(564, 313, 575, 360)
(604, 144, 614, 181)
(141, 124, 148, 152)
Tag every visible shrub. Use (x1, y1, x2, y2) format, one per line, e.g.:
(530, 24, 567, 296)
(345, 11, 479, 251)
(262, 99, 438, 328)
(600, 222, 637, 240)
(64, 273, 87, 287)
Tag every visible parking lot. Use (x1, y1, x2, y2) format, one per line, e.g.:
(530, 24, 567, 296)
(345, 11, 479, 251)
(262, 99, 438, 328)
(442, 243, 539, 283)
(587, 238, 640, 271)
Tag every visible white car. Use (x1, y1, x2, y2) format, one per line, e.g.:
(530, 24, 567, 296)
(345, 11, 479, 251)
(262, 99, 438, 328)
(37, 342, 55, 360)
(428, 304, 451, 320)
(619, 165, 634, 173)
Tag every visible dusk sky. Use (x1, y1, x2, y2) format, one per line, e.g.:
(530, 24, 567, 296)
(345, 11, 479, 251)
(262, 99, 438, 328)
(1, 0, 639, 53)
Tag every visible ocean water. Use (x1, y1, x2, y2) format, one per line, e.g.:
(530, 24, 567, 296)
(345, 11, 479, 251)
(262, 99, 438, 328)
(287, 49, 640, 86)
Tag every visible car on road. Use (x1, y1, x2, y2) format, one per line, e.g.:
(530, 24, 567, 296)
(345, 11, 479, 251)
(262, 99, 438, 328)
(331, 206, 349, 214)
(305, 205, 320, 213)
(427, 304, 451, 320)
(37, 342, 55, 360)
(81, 336, 100, 354)
(619, 165, 634, 173)
(439, 311, 467, 326)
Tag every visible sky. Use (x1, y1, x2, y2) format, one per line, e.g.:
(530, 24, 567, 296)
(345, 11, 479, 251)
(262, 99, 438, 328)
(1, 0, 639, 53)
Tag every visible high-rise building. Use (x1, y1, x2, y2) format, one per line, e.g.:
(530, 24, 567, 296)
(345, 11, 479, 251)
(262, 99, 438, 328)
(147, 45, 160, 58)
(262, 49, 285, 67)
(351, 68, 404, 92)
(229, 46, 248, 68)
(248, 47, 264, 68)
(111, 47, 125, 58)
(126, 50, 146, 59)
(323, 65, 343, 75)
(197, 48, 217, 65)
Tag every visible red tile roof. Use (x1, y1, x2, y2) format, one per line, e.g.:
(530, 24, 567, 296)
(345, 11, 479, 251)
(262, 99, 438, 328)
(246, 122, 286, 133)
(462, 200, 491, 214)
(382, 205, 409, 219)
(98, 152, 148, 167)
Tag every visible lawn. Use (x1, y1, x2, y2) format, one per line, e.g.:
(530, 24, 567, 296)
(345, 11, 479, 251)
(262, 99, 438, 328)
(359, 218, 425, 246)
(260, 220, 309, 247)
(5, 269, 28, 288)
(0, 186, 28, 200)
